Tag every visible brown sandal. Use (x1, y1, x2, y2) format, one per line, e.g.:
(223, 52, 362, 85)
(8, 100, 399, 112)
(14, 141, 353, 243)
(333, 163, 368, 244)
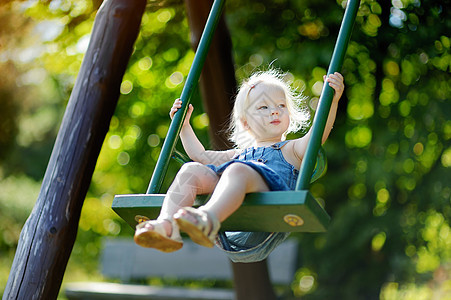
(134, 218, 183, 253)
(174, 207, 220, 248)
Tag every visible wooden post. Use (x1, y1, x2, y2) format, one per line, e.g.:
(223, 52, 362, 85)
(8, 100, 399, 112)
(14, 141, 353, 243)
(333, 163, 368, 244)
(184, 1, 277, 299)
(184, 0, 236, 150)
(3, 1, 146, 299)
(232, 261, 277, 300)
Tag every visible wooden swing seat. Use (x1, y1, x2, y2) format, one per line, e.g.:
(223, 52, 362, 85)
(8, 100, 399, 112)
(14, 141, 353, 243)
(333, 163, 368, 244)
(112, 190, 329, 233)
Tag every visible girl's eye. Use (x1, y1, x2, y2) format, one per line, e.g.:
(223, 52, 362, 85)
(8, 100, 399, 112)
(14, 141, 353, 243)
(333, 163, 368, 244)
(278, 104, 286, 108)
(258, 105, 268, 110)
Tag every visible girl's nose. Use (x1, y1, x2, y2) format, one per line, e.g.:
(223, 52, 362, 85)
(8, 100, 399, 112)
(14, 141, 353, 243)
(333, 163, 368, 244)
(271, 108, 279, 115)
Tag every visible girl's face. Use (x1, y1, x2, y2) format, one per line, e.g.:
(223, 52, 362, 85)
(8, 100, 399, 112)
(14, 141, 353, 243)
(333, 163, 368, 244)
(242, 85, 290, 143)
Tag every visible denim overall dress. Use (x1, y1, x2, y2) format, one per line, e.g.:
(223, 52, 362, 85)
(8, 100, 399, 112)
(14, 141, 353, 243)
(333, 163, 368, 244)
(206, 141, 299, 263)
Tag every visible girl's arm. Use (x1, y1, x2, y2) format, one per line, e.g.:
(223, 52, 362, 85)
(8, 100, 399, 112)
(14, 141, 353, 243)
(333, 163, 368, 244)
(170, 99, 238, 165)
(292, 72, 344, 160)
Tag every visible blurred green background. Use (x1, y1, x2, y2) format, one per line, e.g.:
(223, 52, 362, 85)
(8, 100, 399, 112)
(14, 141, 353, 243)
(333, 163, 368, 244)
(0, 0, 449, 299)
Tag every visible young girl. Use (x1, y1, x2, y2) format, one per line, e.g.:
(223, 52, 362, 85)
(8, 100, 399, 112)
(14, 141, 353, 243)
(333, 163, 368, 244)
(134, 69, 344, 263)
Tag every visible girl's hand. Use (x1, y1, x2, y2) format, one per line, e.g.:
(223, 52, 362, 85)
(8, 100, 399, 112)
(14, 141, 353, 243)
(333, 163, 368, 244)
(324, 72, 344, 102)
(170, 98, 193, 127)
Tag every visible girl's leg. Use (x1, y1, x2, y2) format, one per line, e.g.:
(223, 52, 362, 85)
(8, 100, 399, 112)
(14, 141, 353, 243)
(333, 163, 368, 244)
(159, 162, 219, 220)
(174, 163, 269, 247)
(201, 162, 269, 222)
(135, 162, 218, 251)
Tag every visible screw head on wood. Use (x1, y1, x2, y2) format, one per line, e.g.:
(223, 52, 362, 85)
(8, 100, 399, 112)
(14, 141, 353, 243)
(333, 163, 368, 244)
(283, 214, 304, 227)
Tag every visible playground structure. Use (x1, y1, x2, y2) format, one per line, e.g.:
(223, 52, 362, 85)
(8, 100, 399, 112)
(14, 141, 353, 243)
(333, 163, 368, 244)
(113, 0, 360, 233)
(3, 0, 359, 299)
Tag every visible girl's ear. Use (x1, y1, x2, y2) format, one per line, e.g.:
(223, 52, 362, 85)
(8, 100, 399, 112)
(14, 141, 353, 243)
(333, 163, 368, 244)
(241, 118, 250, 130)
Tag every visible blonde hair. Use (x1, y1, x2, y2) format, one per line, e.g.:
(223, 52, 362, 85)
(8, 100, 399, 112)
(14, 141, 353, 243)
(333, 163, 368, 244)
(229, 69, 309, 149)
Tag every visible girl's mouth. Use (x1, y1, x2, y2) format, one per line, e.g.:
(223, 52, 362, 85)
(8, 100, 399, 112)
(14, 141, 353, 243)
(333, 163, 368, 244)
(270, 120, 281, 125)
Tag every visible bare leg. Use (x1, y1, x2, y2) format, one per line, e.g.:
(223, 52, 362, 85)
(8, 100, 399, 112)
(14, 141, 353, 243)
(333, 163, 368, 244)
(173, 162, 269, 247)
(135, 162, 218, 251)
(202, 162, 269, 222)
(159, 162, 219, 233)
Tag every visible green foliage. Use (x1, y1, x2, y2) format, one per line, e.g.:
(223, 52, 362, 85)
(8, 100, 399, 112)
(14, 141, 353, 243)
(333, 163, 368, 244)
(0, 176, 41, 295)
(0, 0, 449, 298)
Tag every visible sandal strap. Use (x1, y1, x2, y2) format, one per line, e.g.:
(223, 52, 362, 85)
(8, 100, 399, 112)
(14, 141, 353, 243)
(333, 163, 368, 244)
(199, 208, 220, 238)
(157, 215, 181, 232)
(181, 207, 220, 241)
(136, 219, 182, 243)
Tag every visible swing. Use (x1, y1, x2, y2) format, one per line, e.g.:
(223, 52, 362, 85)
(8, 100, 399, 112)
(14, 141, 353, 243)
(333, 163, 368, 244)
(112, 0, 360, 232)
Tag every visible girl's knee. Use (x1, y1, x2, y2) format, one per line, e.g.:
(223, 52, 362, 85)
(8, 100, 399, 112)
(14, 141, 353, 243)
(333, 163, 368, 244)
(175, 162, 199, 184)
(222, 163, 268, 192)
(223, 162, 255, 177)
(176, 162, 218, 186)
(179, 162, 204, 174)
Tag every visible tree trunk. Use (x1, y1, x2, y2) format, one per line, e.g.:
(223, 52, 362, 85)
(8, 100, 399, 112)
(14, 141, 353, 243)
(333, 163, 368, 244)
(3, 1, 146, 299)
(184, 1, 277, 299)
(184, 0, 236, 150)
(232, 261, 278, 300)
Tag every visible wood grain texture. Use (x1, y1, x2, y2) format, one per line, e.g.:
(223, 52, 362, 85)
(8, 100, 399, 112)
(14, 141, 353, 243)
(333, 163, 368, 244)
(3, 1, 146, 299)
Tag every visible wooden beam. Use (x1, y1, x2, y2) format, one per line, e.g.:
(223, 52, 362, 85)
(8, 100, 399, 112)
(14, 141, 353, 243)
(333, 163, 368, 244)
(3, 1, 146, 299)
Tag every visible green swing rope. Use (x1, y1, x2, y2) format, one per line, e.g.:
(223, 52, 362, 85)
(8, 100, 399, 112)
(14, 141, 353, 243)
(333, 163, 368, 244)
(296, 0, 359, 190)
(147, 0, 225, 194)
(147, 0, 359, 194)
